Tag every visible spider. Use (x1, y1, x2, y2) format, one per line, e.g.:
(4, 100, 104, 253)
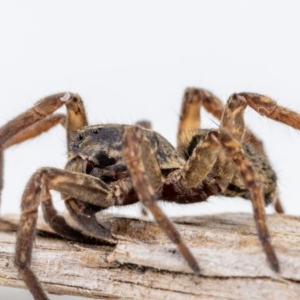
(0, 88, 299, 300)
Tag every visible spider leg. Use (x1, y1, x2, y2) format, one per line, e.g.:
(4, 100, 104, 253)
(236, 92, 300, 212)
(178, 88, 266, 154)
(220, 94, 247, 140)
(274, 200, 284, 214)
(135, 120, 152, 130)
(177, 88, 284, 213)
(65, 95, 88, 145)
(0, 114, 66, 205)
(0, 93, 88, 211)
(3, 114, 65, 149)
(134, 120, 153, 217)
(123, 126, 200, 274)
(42, 196, 111, 244)
(180, 131, 221, 188)
(216, 130, 279, 272)
(0, 93, 69, 145)
(177, 88, 202, 154)
(63, 198, 117, 240)
(235, 92, 300, 213)
(177, 88, 202, 132)
(200, 89, 266, 154)
(15, 167, 121, 299)
(176, 95, 279, 270)
(239, 92, 300, 130)
(177, 94, 247, 189)
(220, 94, 279, 205)
(210, 92, 279, 270)
(0, 93, 67, 209)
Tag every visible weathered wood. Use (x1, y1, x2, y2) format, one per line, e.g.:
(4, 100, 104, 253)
(0, 213, 299, 299)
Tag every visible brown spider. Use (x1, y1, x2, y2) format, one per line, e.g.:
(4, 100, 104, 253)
(0, 88, 299, 300)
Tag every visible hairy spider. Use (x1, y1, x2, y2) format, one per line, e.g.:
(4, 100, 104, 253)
(0, 89, 299, 300)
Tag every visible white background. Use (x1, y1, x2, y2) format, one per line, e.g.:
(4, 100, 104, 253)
(1, 1, 300, 299)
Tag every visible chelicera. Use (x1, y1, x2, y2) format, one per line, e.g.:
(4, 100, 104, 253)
(0, 88, 299, 300)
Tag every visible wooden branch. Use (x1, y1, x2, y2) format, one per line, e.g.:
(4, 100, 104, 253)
(0, 213, 299, 299)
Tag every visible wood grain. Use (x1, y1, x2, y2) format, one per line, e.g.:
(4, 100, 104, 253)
(0, 213, 299, 299)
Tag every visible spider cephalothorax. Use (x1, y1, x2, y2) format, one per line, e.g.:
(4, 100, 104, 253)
(69, 124, 184, 180)
(0, 88, 299, 300)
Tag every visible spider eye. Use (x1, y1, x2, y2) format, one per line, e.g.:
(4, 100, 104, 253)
(92, 129, 98, 134)
(77, 133, 84, 141)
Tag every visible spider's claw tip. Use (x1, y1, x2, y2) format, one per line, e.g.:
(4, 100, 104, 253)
(192, 264, 201, 276)
(60, 92, 71, 102)
(271, 261, 280, 273)
(187, 259, 200, 276)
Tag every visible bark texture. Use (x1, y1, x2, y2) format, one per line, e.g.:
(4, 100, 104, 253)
(0, 213, 299, 299)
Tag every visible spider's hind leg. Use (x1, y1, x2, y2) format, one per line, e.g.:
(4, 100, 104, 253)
(236, 92, 300, 213)
(177, 88, 284, 213)
(214, 94, 279, 271)
(177, 88, 266, 155)
(216, 130, 279, 272)
(221, 94, 279, 205)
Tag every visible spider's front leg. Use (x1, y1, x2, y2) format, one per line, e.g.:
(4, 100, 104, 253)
(123, 126, 200, 274)
(0, 93, 88, 209)
(217, 129, 279, 272)
(15, 168, 121, 300)
(0, 93, 70, 146)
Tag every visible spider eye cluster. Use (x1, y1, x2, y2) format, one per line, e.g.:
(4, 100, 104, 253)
(75, 128, 100, 143)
